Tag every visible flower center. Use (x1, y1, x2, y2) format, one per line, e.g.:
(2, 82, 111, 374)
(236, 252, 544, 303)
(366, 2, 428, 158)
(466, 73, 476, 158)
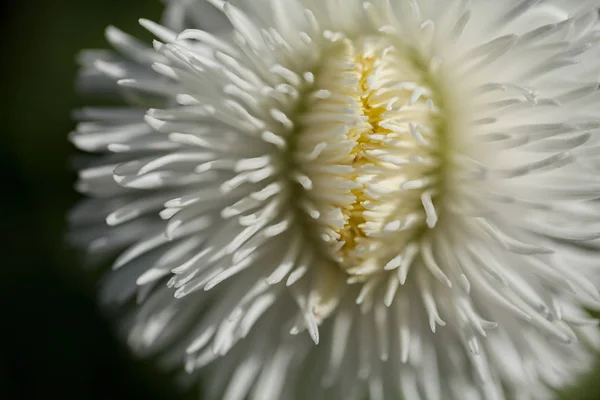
(293, 36, 446, 279)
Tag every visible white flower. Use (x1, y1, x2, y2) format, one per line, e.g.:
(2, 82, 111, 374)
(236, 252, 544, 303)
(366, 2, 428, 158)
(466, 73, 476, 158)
(70, 1, 600, 399)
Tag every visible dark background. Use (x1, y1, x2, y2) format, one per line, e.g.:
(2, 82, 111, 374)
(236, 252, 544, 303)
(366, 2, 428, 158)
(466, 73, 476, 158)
(1, 1, 182, 399)
(2, 1, 600, 399)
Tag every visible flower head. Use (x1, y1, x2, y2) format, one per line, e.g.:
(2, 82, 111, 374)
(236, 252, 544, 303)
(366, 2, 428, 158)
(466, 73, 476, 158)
(71, 1, 600, 399)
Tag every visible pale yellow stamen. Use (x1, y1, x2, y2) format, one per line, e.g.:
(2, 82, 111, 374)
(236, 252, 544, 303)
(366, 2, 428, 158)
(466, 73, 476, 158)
(337, 52, 391, 262)
(295, 37, 443, 278)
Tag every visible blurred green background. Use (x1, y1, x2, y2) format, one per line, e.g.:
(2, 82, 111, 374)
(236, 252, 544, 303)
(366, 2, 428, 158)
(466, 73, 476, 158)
(2, 0, 600, 399)
(2, 1, 180, 399)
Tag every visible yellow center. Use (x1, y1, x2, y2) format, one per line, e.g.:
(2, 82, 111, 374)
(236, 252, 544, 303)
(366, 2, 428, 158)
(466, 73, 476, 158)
(338, 53, 389, 260)
(295, 36, 443, 278)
